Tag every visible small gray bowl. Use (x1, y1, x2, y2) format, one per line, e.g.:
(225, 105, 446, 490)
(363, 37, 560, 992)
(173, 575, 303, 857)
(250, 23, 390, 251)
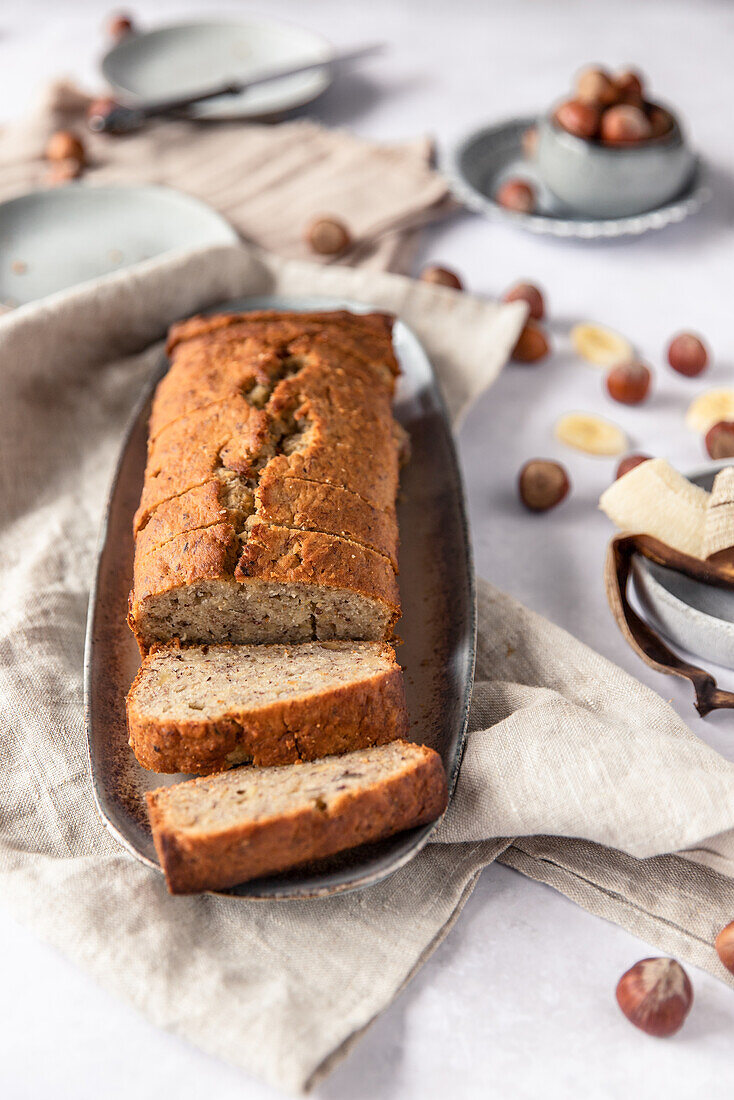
(632, 460, 734, 670)
(537, 110, 696, 218)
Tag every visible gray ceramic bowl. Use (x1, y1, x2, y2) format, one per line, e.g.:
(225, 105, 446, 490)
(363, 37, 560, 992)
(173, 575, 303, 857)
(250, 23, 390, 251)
(632, 460, 734, 670)
(536, 110, 696, 218)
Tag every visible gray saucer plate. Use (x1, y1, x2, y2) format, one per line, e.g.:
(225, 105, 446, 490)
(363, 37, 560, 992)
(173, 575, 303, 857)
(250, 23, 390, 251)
(101, 18, 332, 120)
(84, 295, 476, 900)
(0, 184, 237, 307)
(632, 460, 734, 670)
(445, 117, 711, 239)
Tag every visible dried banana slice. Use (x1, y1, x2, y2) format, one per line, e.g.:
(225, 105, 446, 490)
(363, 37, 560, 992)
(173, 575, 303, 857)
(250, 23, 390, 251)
(555, 412, 627, 455)
(571, 322, 632, 367)
(599, 457, 710, 558)
(685, 389, 734, 434)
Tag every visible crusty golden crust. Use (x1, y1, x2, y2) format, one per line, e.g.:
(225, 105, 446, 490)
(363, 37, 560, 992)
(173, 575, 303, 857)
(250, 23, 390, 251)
(146, 743, 448, 894)
(165, 310, 400, 380)
(255, 473, 399, 569)
(234, 520, 400, 609)
(126, 643, 408, 774)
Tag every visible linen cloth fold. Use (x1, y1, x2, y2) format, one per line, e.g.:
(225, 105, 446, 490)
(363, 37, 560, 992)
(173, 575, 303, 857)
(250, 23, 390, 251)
(0, 81, 454, 274)
(1, 242, 734, 1096)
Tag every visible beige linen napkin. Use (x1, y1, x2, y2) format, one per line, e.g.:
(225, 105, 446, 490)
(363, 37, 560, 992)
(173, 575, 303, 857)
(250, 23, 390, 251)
(0, 81, 453, 273)
(2, 242, 734, 1095)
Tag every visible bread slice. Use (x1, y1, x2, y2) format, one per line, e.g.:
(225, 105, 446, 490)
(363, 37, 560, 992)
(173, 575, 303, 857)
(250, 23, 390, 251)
(127, 640, 408, 774)
(128, 520, 400, 653)
(146, 740, 448, 894)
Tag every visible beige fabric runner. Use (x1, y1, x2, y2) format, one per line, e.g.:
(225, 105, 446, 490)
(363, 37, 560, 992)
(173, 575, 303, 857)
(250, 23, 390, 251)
(2, 241, 734, 1095)
(0, 81, 454, 274)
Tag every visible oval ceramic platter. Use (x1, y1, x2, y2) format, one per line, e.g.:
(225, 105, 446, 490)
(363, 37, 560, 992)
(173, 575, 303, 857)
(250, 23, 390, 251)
(445, 116, 711, 239)
(101, 18, 332, 120)
(0, 185, 236, 307)
(84, 295, 476, 899)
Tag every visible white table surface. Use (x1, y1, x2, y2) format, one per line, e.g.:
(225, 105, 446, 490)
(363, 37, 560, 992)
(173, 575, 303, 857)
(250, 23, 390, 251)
(2, 1, 733, 1096)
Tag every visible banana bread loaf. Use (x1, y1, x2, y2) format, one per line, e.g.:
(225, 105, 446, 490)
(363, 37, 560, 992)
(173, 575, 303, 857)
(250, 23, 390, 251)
(146, 740, 448, 894)
(127, 640, 408, 774)
(128, 310, 404, 653)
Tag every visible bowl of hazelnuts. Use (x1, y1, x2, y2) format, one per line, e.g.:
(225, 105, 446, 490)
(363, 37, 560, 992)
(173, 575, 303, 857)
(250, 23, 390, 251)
(536, 66, 696, 218)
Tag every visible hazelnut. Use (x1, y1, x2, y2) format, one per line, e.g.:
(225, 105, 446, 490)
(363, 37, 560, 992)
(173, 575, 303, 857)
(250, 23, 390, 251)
(107, 12, 135, 38)
(606, 361, 652, 405)
(502, 281, 545, 320)
(615, 958, 693, 1037)
(305, 217, 352, 256)
(667, 332, 709, 377)
(554, 99, 600, 140)
(575, 66, 619, 107)
(45, 130, 85, 164)
(521, 125, 538, 159)
(518, 459, 570, 512)
(615, 69, 645, 104)
(616, 453, 652, 480)
(705, 421, 734, 460)
(600, 104, 653, 145)
(419, 265, 463, 291)
(511, 320, 550, 363)
(495, 178, 536, 213)
(715, 921, 734, 974)
(47, 157, 83, 185)
(86, 96, 118, 131)
(648, 104, 675, 139)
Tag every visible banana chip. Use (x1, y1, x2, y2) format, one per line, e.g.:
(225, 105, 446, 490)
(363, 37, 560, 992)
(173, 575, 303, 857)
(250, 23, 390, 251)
(555, 412, 627, 455)
(571, 322, 632, 367)
(685, 389, 734, 434)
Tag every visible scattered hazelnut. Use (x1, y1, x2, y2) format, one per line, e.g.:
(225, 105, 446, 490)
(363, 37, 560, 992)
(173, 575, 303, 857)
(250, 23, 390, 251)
(107, 12, 135, 38)
(715, 921, 734, 974)
(502, 281, 545, 320)
(518, 459, 570, 512)
(648, 105, 675, 139)
(616, 453, 652, 480)
(521, 125, 538, 159)
(45, 130, 86, 164)
(86, 96, 118, 131)
(419, 265, 463, 291)
(667, 332, 709, 377)
(705, 421, 734, 460)
(575, 66, 619, 107)
(305, 217, 352, 256)
(554, 99, 601, 140)
(495, 178, 536, 214)
(615, 958, 693, 1037)
(606, 361, 652, 405)
(615, 69, 645, 104)
(47, 157, 83, 185)
(511, 320, 550, 363)
(600, 104, 653, 145)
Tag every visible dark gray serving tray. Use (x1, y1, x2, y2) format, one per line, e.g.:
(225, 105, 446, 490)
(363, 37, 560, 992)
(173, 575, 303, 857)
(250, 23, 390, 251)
(83, 295, 476, 899)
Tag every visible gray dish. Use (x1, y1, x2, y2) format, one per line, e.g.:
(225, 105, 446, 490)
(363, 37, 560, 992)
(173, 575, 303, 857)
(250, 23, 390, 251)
(101, 18, 332, 120)
(0, 185, 237, 307)
(632, 460, 734, 670)
(83, 295, 476, 900)
(536, 112, 696, 218)
(445, 116, 711, 239)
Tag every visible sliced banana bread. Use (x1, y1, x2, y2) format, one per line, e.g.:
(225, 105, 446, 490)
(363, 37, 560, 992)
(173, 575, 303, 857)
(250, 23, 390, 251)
(128, 310, 404, 654)
(127, 640, 408, 774)
(146, 740, 448, 894)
